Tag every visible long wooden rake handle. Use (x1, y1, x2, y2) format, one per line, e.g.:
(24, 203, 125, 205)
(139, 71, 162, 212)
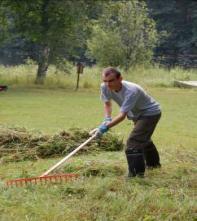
(40, 132, 97, 177)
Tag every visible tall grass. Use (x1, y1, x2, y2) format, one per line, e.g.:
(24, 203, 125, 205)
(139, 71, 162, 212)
(125, 65, 197, 88)
(0, 64, 196, 90)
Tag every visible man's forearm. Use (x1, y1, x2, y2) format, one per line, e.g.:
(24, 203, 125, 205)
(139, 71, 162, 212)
(104, 102, 112, 117)
(107, 112, 126, 128)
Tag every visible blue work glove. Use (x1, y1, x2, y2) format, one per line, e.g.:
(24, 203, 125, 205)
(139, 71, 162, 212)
(102, 117, 112, 125)
(96, 124, 109, 137)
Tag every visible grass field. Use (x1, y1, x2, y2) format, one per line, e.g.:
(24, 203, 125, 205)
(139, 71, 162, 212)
(0, 67, 197, 220)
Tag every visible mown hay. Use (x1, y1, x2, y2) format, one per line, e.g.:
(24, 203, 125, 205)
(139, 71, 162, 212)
(0, 127, 124, 162)
(62, 160, 125, 177)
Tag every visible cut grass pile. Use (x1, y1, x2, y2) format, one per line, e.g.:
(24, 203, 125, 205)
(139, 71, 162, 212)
(0, 127, 124, 163)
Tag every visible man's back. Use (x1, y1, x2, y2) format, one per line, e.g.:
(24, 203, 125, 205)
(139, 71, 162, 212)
(101, 80, 161, 120)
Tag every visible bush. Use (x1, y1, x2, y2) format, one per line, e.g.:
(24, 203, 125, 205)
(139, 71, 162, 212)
(87, 1, 157, 69)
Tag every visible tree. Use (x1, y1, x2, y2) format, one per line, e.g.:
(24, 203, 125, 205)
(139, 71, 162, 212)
(0, 2, 38, 66)
(146, 0, 197, 68)
(87, 0, 158, 70)
(0, 1, 9, 44)
(87, 25, 124, 67)
(4, 0, 91, 84)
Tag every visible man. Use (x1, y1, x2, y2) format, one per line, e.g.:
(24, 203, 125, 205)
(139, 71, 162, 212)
(97, 67, 161, 178)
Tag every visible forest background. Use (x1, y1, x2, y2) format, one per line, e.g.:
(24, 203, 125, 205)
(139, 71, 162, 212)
(0, 0, 196, 84)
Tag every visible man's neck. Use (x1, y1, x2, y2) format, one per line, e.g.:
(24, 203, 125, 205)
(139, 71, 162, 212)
(114, 83, 122, 92)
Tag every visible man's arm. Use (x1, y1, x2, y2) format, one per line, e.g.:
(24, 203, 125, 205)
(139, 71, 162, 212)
(104, 101, 127, 128)
(98, 103, 127, 135)
(104, 101, 112, 118)
(106, 112, 127, 129)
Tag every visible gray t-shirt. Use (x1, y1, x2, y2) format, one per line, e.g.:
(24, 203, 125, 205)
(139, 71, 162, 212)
(101, 80, 161, 120)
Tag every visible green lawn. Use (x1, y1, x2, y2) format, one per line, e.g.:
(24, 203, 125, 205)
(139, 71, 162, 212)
(0, 87, 196, 221)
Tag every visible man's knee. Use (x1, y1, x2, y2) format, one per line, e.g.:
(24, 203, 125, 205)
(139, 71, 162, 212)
(126, 137, 148, 151)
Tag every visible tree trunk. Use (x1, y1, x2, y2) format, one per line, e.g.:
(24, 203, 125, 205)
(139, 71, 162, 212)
(35, 45, 50, 84)
(75, 72, 80, 91)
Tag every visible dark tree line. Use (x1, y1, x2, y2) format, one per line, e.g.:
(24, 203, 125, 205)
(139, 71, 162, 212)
(147, 0, 197, 68)
(0, 0, 196, 83)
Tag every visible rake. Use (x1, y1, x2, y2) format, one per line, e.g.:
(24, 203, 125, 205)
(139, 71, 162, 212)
(6, 129, 98, 187)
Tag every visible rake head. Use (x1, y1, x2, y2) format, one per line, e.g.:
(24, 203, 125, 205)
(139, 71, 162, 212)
(5, 130, 97, 188)
(6, 173, 79, 187)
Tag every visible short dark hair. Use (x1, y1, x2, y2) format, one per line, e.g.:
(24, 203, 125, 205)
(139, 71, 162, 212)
(102, 67, 121, 78)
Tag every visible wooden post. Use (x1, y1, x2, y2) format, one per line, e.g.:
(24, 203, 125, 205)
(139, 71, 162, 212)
(75, 62, 84, 90)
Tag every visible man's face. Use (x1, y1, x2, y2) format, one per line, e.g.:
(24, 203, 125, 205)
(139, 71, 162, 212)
(102, 73, 122, 91)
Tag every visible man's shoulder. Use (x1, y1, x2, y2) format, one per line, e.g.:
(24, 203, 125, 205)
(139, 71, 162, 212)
(122, 80, 140, 87)
(101, 82, 105, 87)
(101, 83, 110, 94)
(101, 83, 107, 90)
(122, 81, 142, 92)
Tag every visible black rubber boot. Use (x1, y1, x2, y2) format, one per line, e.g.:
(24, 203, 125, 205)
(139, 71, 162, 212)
(144, 142, 161, 169)
(125, 149, 145, 178)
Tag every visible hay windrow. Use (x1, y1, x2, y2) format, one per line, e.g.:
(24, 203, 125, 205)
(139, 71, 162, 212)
(0, 127, 124, 163)
(61, 159, 126, 177)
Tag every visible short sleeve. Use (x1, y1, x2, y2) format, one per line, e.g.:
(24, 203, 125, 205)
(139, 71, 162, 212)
(100, 84, 111, 102)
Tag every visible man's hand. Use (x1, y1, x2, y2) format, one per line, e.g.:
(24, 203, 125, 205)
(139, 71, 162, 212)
(96, 124, 109, 137)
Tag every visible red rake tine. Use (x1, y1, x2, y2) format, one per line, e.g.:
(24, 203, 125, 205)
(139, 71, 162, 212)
(6, 173, 79, 187)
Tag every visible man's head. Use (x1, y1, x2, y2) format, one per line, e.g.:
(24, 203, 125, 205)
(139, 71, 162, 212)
(102, 67, 122, 91)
